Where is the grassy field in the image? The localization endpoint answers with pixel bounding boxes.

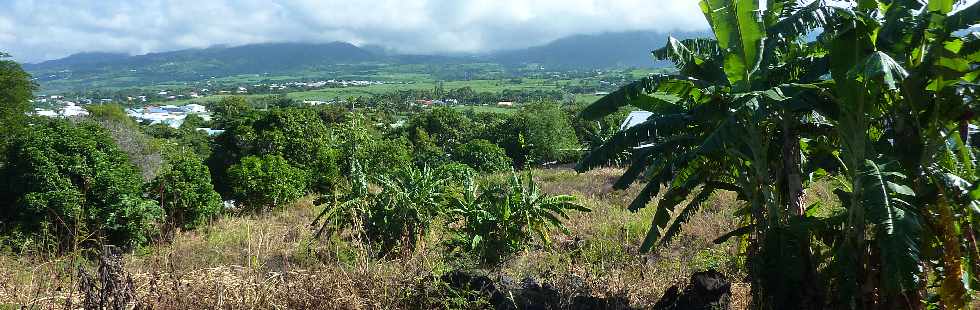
[0,168,756,309]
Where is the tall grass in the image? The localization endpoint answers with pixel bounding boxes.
[0,168,753,308]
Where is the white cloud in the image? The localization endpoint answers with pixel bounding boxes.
[0,0,708,63]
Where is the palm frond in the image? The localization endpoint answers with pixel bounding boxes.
[659,185,717,247]
[580,75,698,120]
[768,0,845,39]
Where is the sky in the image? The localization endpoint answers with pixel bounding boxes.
[0,0,709,63]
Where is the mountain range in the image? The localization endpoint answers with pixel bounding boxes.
[24,31,704,92]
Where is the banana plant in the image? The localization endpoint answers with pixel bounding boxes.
[577,1,844,308]
[444,171,590,266]
[813,0,980,307]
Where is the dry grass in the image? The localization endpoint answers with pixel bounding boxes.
[0,168,748,309]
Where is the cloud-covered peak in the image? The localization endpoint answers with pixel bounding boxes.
[0,0,708,63]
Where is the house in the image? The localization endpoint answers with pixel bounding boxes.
[62,104,89,117]
[497,101,515,107]
[620,111,653,131]
[303,100,329,106]
[34,108,58,117]
[182,104,207,114]
[196,128,225,136]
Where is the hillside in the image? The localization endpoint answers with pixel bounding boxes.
[491,31,704,69]
[25,42,378,90]
[24,31,688,93]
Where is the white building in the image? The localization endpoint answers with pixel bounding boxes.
[33,108,58,117]
[182,104,207,113]
[61,103,89,117]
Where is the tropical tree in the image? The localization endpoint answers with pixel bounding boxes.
[578,1,842,307]
[453,139,513,173]
[312,160,450,257]
[0,119,161,251]
[819,1,980,307]
[578,0,980,308]
[0,52,35,152]
[226,155,308,212]
[147,147,223,231]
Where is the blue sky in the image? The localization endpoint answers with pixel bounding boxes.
[0,0,709,63]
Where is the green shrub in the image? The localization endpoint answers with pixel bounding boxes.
[313,163,449,256]
[227,155,308,212]
[0,53,34,151]
[406,107,474,152]
[147,147,223,231]
[493,102,580,168]
[334,117,413,177]
[144,124,213,160]
[453,139,512,173]
[366,166,449,255]
[445,172,590,266]
[210,108,338,195]
[436,162,477,185]
[410,128,450,168]
[210,96,253,129]
[0,119,162,251]
[362,136,414,177]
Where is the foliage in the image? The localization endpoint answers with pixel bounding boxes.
[564,102,629,149]
[452,139,513,173]
[445,172,590,266]
[147,147,223,231]
[85,105,164,182]
[144,123,213,160]
[409,128,451,168]
[312,162,449,257]
[406,107,474,152]
[0,53,35,152]
[85,104,138,127]
[495,102,580,168]
[226,155,308,212]
[435,162,477,185]
[211,107,338,195]
[365,166,449,255]
[333,116,413,177]
[578,0,980,308]
[179,114,208,130]
[210,96,253,129]
[0,119,161,251]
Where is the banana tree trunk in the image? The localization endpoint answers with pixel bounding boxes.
[937,197,966,309]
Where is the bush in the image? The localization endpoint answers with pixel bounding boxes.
[210,108,338,195]
[147,148,223,231]
[494,102,580,168]
[406,107,474,152]
[210,96,253,129]
[0,119,161,251]
[0,54,35,150]
[366,166,449,255]
[227,155,308,212]
[85,104,168,182]
[445,172,590,266]
[144,124,213,160]
[334,117,413,177]
[453,139,512,173]
[313,164,449,256]
[410,128,450,168]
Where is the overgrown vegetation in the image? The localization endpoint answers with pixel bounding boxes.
[578,0,980,309]
[13,0,980,307]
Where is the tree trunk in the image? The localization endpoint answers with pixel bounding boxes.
[938,198,966,309]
